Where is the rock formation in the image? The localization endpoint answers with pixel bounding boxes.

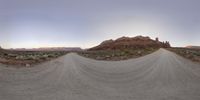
[89,36,171,51]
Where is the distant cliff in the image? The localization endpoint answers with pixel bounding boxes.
[89,36,170,51]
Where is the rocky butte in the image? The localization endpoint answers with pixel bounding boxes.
[89,36,171,51]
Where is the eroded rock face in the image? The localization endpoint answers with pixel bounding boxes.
[89,36,171,51]
[100,39,114,45]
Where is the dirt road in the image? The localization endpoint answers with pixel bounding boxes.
[0,49,200,100]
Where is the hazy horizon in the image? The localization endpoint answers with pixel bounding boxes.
[0,0,200,49]
[0,35,187,49]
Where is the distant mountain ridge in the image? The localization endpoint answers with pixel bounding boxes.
[186,46,200,49]
[89,36,170,50]
[9,47,82,51]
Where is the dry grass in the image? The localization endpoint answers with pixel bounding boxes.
[0,47,162,66]
[0,50,68,66]
[78,48,158,61]
[167,47,200,62]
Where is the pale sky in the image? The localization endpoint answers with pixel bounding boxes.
[0,0,200,49]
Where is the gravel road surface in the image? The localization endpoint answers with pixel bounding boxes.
[0,49,200,100]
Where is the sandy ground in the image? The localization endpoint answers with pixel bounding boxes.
[0,48,200,100]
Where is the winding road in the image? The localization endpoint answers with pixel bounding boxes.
[0,49,200,100]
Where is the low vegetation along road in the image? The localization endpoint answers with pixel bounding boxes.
[0,49,200,100]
